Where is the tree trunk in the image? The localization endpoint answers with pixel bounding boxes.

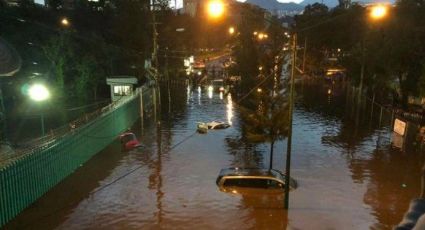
[398,73,409,110]
[269,140,275,170]
[93,85,98,101]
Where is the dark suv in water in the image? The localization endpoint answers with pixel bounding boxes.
[216,168,297,193]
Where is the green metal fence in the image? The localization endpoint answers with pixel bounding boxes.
[0,86,154,228]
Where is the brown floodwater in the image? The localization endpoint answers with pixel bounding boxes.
[4,81,425,230]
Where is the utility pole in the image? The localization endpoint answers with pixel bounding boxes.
[358,38,365,106]
[151,0,159,73]
[284,33,296,210]
[165,47,171,113]
[302,37,307,73]
[150,0,161,117]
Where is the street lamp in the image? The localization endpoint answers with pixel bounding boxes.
[206,0,295,209]
[28,83,50,136]
[228,26,235,35]
[61,17,70,27]
[207,0,225,19]
[358,4,390,105]
[369,4,388,20]
[258,33,264,40]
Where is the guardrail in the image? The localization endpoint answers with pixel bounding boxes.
[0,85,155,228]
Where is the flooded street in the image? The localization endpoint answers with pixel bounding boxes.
[6,81,425,230]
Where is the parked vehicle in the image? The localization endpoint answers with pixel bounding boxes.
[211,79,225,92]
[216,168,297,193]
[206,121,230,129]
[196,121,230,133]
[119,132,142,151]
[197,122,208,134]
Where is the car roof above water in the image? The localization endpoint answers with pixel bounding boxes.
[218,168,283,179]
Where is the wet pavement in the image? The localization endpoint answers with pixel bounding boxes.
[4,81,425,230]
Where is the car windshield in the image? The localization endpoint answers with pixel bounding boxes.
[121,134,135,143]
[270,170,284,181]
[223,178,282,189]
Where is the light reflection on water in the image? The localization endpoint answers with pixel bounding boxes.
[226,93,233,126]
[5,82,425,230]
[208,86,213,99]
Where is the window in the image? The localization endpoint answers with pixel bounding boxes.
[222,178,269,189]
[113,85,132,96]
[267,180,284,189]
[120,134,135,143]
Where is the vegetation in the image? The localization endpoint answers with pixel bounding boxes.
[240,72,290,169]
[0,0,235,106]
[295,0,425,109]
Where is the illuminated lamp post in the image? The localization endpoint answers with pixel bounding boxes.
[206,0,225,19]
[358,4,389,105]
[28,84,50,136]
[61,17,70,27]
[228,26,235,35]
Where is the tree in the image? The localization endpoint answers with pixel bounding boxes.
[42,34,73,98]
[230,3,269,95]
[74,55,100,103]
[384,0,425,108]
[240,59,289,170]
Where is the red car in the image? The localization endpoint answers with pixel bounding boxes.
[119,132,142,151]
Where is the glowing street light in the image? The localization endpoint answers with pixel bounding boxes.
[228,26,235,35]
[207,0,224,19]
[258,33,264,40]
[29,84,50,102]
[257,33,268,40]
[358,4,391,106]
[28,83,50,136]
[61,17,70,26]
[370,4,388,20]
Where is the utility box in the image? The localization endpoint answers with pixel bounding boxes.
[106,76,138,102]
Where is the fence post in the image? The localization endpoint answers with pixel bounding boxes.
[4,166,10,226]
[153,87,157,122]
[391,110,394,127]
[0,168,5,226]
[140,87,144,121]
[370,94,375,121]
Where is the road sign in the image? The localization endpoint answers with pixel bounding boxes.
[394,118,406,136]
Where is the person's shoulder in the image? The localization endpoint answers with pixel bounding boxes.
[413,214,425,230]
[395,199,425,230]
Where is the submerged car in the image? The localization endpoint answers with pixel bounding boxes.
[119,132,142,151]
[206,121,230,129]
[197,122,208,134]
[197,121,230,133]
[216,168,297,193]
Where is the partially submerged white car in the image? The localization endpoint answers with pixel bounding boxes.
[197,121,230,133]
[205,121,231,129]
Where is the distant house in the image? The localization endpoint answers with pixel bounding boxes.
[106,76,138,102]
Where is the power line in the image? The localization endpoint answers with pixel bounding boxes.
[13,49,287,229]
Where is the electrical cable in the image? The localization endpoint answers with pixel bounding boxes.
[13,51,288,229]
